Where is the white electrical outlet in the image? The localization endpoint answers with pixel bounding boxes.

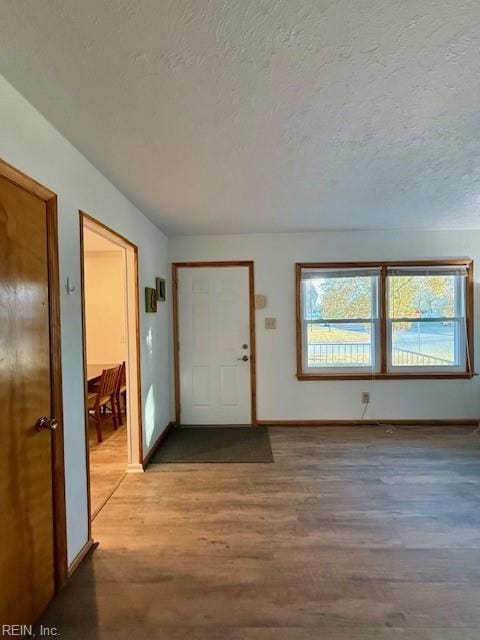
[361,392,370,404]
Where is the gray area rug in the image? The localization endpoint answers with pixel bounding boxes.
[150,426,274,463]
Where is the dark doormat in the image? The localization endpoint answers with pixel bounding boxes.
[150,426,274,463]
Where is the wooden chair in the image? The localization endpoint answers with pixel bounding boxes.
[114,361,127,426]
[87,366,120,443]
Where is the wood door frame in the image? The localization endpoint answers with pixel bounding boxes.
[79,211,144,537]
[0,159,68,589]
[172,261,257,425]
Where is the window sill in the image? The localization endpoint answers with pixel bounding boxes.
[296,372,475,381]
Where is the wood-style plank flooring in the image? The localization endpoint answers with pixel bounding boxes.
[88,417,127,518]
[39,426,480,639]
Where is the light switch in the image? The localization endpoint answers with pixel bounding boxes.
[265,317,276,330]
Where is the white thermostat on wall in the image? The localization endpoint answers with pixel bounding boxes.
[255,294,266,309]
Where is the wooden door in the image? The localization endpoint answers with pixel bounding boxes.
[0,173,58,623]
[178,266,252,424]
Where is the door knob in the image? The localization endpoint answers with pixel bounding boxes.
[36,417,58,432]
[237,355,249,362]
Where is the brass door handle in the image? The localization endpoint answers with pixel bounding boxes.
[36,417,58,432]
[237,355,249,362]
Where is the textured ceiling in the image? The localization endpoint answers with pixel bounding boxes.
[1,0,480,235]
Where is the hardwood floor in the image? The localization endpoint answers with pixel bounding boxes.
[38,426,480,639]
[88,417,127,518]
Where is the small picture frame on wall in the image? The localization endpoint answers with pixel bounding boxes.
[145,287,158,313]
[156,277,166,302]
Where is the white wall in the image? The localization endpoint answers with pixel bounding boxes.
[0,75,172,565]
[84,252,127,365]
[4,63,480,568]
[170,231,480,422]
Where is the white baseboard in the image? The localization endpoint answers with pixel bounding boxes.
[126,462,144,473]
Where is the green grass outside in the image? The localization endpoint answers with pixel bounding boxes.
[307,325,369,344]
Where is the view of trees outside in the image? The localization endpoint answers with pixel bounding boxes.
[389,275,455,321]
[304,274,460,367]
[304,275,376,366]
[389,275,457,365]
[304,276,374,320]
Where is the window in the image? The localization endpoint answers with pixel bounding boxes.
[296,261,473,379]
[300,267,381,374]
[387,266,468,373]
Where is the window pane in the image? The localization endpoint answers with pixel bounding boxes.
[388,274,457,319]
[390,320,463,367]
[303,274,378,320]
[299,262,471,377]
[305,321,375,368]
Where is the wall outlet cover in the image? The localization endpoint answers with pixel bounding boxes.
[265,317,276,330]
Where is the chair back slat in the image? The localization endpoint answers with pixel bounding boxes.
[99,366,120,397]
[115,361,126,393]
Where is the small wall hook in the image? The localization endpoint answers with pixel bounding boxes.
[65,276,76,295]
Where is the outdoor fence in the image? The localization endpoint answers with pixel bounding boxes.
[307,342,451,367]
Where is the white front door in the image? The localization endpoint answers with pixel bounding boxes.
[178,266,252,424]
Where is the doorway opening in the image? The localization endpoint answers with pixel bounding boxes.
[79,212,143,529]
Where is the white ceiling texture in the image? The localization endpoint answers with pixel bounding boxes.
[1,0,480,235]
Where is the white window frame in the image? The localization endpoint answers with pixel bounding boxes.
[386,267,468,374]
[300,267,381,376]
